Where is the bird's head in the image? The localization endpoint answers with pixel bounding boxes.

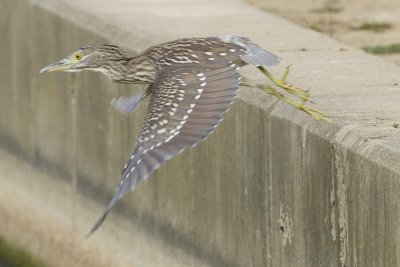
[40,44,126,74]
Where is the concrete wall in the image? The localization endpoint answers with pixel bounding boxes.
[1,0,400,266]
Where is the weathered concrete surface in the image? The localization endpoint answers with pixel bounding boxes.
[0,0,400,266]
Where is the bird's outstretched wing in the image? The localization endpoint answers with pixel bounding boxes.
[88,64,240,235]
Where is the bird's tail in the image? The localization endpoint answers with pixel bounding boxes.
[218,35,279,66]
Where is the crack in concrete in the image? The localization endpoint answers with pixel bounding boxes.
[335,146,349,267]
[278,204,293,247]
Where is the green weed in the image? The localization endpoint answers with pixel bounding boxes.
[354,22,392,32]
[362,44,400,54]
[0,235,45,267]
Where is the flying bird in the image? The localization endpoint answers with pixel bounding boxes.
[40,35,328,236]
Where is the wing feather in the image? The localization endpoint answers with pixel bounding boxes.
[88,64,240,235]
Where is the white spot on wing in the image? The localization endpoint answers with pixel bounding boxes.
[157,128,166,134]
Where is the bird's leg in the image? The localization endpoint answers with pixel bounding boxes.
[257,65,311,102]
[240,78,331,121]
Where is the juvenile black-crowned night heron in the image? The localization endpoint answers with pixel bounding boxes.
[40,35,329,235]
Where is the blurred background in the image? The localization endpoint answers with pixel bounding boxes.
[248,0,400,63]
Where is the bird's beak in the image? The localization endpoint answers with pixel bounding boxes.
[40,58,74,73]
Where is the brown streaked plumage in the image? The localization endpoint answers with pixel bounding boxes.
[40,35,328,236]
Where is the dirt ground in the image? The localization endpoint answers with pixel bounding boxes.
[246,0,400,64]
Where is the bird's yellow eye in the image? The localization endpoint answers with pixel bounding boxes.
[74,53,82,60]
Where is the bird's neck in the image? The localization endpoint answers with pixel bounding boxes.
[103,54,156,84]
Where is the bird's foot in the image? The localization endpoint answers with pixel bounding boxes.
[257,65,311,102]
[261,85,331,121]
[240,78,331,122]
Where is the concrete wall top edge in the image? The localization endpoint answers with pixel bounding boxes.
[31,0,400,170]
